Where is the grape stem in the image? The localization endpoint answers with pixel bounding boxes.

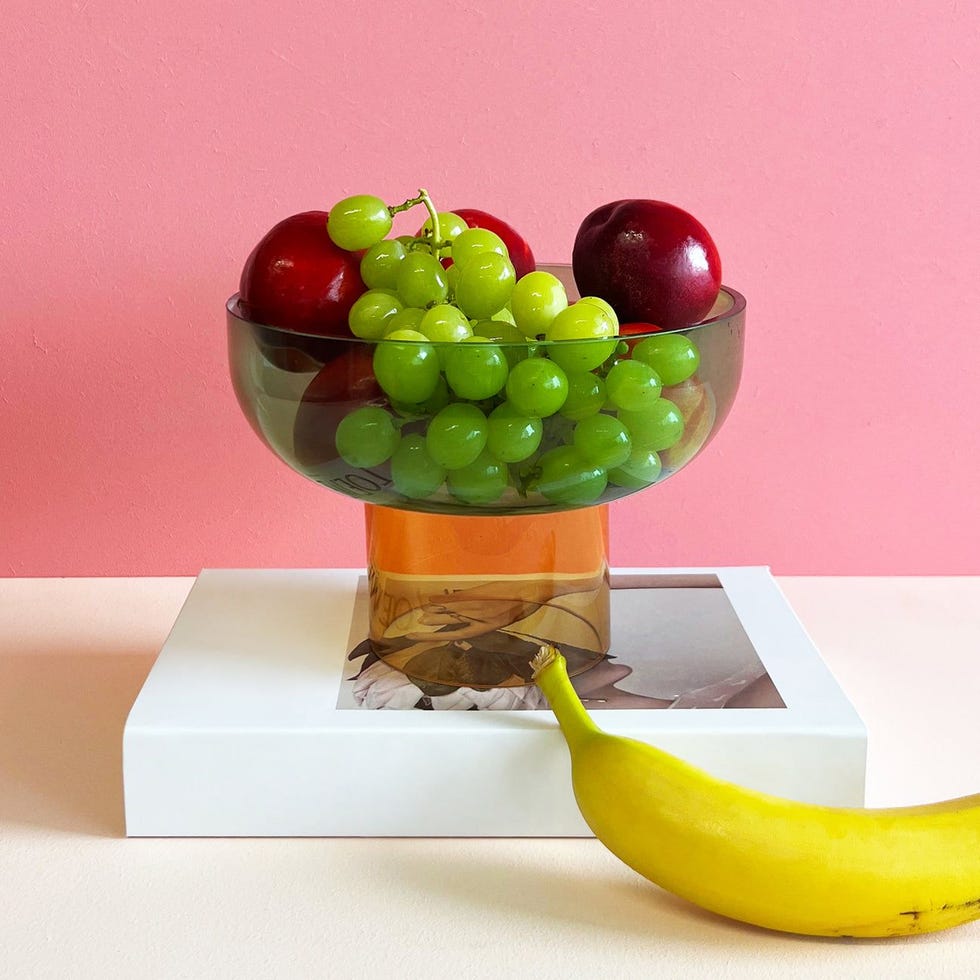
[388,188,442,257]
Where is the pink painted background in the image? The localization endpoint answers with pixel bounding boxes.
[2,1,978,576]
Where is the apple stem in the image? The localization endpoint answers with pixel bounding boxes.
[388,189,442,257]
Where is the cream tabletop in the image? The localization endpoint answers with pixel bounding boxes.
[1,576,978,978]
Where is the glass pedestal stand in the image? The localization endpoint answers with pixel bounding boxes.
[364,505,610,690]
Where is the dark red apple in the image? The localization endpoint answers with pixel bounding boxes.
[572,200,721,331]
[451,208,536,280]
[293,344,384,469]
[239,210,365,336]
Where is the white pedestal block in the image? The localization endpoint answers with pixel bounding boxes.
[123,567,867,837]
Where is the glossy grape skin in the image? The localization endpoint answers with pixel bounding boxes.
[360,239,407,290]
[327,195,393,251]
[486,402,543,463]
[505,358,569,417]
[534,446,607,506]
[546,301,616,341]
[372,334,441,404]
[451,208,537,280]
[632,334,701,386]
[573,414,632,470]
[425,403,489,469]
[450,227,508,267]
[419,304,472,344]
[608,447,663,489]
[604,360,663,413]
[510,271,568,337]
[384,306,426,334]
[391,374,451,419]
[447,450,509,505]
[472,319,531,366]
[396,251,449,308]
[334,406,400,467]
[618,399,685,451]
[453,251,516,319]
[577,295,618,324]
[391,434,446,499]
[444,339,510,400]
[348,289,403,340]
[545,302,618,373]
[560,372,606,421]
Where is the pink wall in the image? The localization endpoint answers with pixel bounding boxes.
[2,1,979,576]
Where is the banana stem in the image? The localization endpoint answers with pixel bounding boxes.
[531,646,600,749]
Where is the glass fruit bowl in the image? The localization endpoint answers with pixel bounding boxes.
[226,265,745,695]
[227,266,744,515]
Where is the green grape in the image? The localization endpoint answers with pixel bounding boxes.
[360,239,407,290]
[545,301,618,373]
[573,414,632,470]
[425,403,488,469]
[548,300,617,340]
[608,447,663,489]
[486,402,543,463]
[327,195,392,251]
[348,289,403,340]
[505,357,569,417]
[510,270,569,337]
[372,333,441,403]
[472,319,530,367]
[396,251,449,307]
[420,211,468,256]
[534,445,607,506]
[391,433,445,499]
[604,360,663,413]
[618,399,685,451]
[391,374,451,419]
[453,252,516,318]
[491,306,516,325]
[419,304,472,344]
[578,295,619,328]
[444,338,509,400]
[560,372,606,421]
[334,406,400,468]
[450,227,508,267]
[447,450,509,505]
[384,306,426,335]
[632,334,701,386]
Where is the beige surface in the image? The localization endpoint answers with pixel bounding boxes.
[1,576,978,978]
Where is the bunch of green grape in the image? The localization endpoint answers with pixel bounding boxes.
[324,192,703,510]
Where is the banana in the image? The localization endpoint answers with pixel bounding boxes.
[531,645,980,938]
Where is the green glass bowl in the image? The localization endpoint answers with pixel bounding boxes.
[227,265,745,515]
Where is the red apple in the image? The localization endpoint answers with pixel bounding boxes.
[572,200,721,331]
[239,211,365,337]
[292,345,384,469]
[619,321,663,336]
[451,208,536,280]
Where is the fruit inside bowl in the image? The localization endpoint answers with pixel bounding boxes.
[227,271,743,515]
[226,190,745,691]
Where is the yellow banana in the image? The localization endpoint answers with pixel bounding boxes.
[531,645,980,938]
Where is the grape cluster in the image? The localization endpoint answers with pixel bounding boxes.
[323,192,702,510]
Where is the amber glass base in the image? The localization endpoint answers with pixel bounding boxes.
[364,504,610,690]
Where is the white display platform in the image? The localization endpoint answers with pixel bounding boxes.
[123,567,867,837]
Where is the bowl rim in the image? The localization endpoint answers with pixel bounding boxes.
[226,264,745,344]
